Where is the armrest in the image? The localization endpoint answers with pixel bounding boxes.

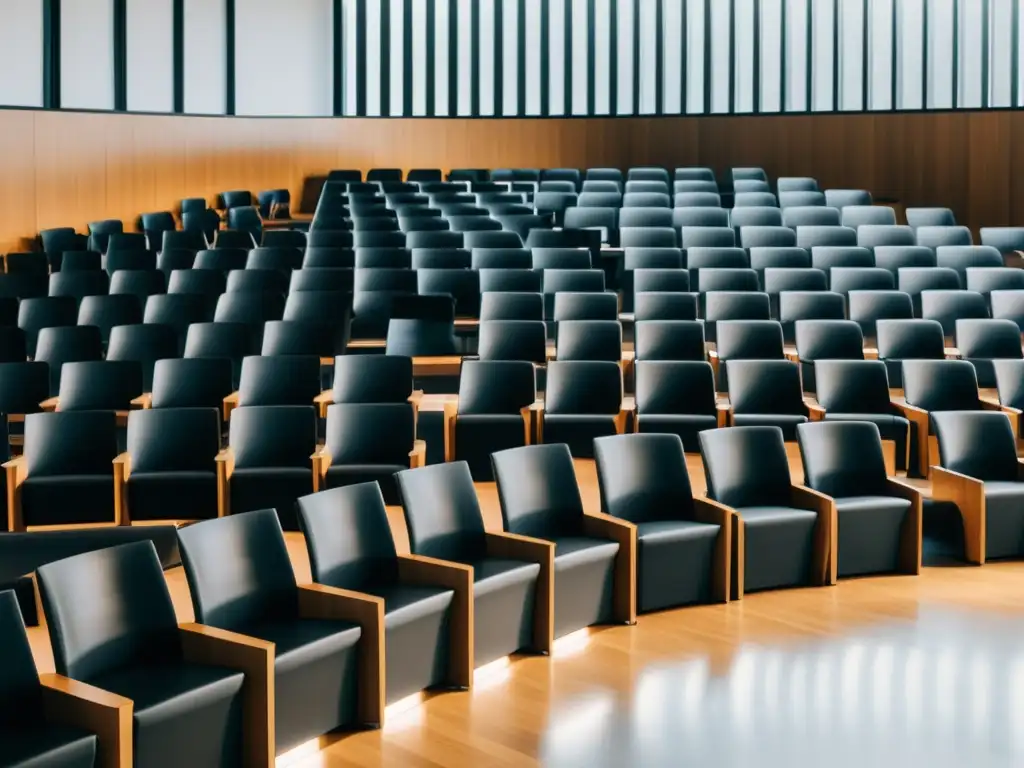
[806,401,826,421]
[885,477,924,574]
[311,446,331,491]
[980,400,1021,440]
[39,674,133,768]
[297,584,385,727]
[485,531,554,653]
[692,497,735,602]
[113,453,131,526]
[4,455,27,532]
[130,393,152,410]
[409,439,426,469]
[931,465,987,565]
[215,448,234,518]
[791,485,837,586]
[613,407,630,435]
[313,390,333,420]
[890,399,931,477]
[692,497,735,527]
[716,402,730,428]
[533,403,546,444]
[397,554,474,688]
[222,391,239,423]
[40,396,59,412]
[179,623,275,766]
[443,399,458,463]
[409,389,424,421]
[582,512,637,624]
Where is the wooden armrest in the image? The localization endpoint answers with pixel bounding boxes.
[692,498,735,602]
[313,390,333,419]
[791,485,837,586]
[806,401,826,421]
[396,554,474,688]
[582,512,637,624]
[5,455,27,532]
[692,497,735,527]
[613,407,630,435]
[443,399,458,463]
[890,399,931,477]
[179,623,275,765]
[931,465,986,565]
[533,402,546,444]
[409,439,426,469]
[222,391,239,423]
[311,446,331,491]
[519,405,533,446]
[714,402,730,428]
[981,400,1021,440]
[40,396,59,412]
[130,393,152,409]
[215,448,234,518]
[885,478,924,574]
[485,531,554,653]
[113,453,131,526]
[297,584,385,726]
[39,674,133,768]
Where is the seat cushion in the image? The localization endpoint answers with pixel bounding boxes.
[246,618,362,674]
[373,583,455,628]
[730,414,808,441]
[127,471,218,522]
[637,414,718,452]
[0,721,97,768]
[325,464,406,505]
[230,467,313,531]
[469,557,542,597]
[89,661,245,768]
[553,536,619,568]
[983,481,1024,560]
[636,520,719,612]
[455,415,529,481]
[21,476,115,527]
[825,412,910,468]
[542,415,619,458]
[736,506,818,592]
[834,495,911,577]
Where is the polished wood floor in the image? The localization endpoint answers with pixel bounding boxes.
[25,456,1024,767]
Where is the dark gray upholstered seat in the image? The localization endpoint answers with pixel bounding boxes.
[634,360,718,451]
[541,361,623,458]
[727,360,808,439]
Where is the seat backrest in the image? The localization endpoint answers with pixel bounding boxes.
[715,320,785,361]
[478,268,542,293]
[471,247,531,270]
[491,444,584,538]
[634,360,717,416]
[830,267,895,295]
[48,270,108,299]
[902,359,980,411]
[297,482,400,590]
[920,290,989,337]
[106,324,178,389]
[635,320,706,361]
[907,207,956,229]
[740,226,798,249]
[229,405,317,468]
[479,292,543,322]
[458,360,537,414]
[673,207,730,229]
[797,421,889,497]
[332,355,413,403]
[25,411,118,477]
[0,590,44,723]
[857,225,916,248]
[700,426,793,508]
[128,407,220,473]
[874,246,937,275]
[795,319,864,362]
[37,540,181,680]
[594,433,695,524]
[168,267,227,297]
[995,359,1024,410]
[797,226,857,249]
[634,291,699,321]
[58,360,143,411]
[956,318,1023,361]
[544,360,622,414]
[917,225,973,249]
[552,291,618,322]
[35,325,103,394]
[150,357,235,410]
[750,247,812,275]
[727,360,805,415]
[620,227,679,249]
[237,355,321,407]
[177,509,299,631]
[876,318,946,360]
[777,292,846,341]
[532,247,592,271]
[965,267,1024,297]
[325,403,415,465]
[634,268,691,294]
[77,294,143,340]
[196,248,249,272]
[810,246,873,275]
[931,411,1019,482]
[840,206,897,229]
[991,290,1024,330]
[763,268,828,295]
[555,320,622,362]
[0,361,49,415]
[214,290,286,326]
[783,206,841,229]
[936,246,1004,286]
[733,193,778,208]
[824,189,872,208]
[395,462,487,560]
[226,268,288,295]
[814,359,893,413]
[679,226,736,249]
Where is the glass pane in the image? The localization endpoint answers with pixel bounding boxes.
[479,0,496,115]
[685,0,706,113]
[549,0,566,115]
[616,0,634,114]
[503,0,518,114]
[710,0,731,113]
[734,0,756,112]
[366,0,382,116]
[390,0,405,115]
[457,0,473,115]
[525,0,542,114]
[839,0,865,111]
[62,0,114,110]
[127,0,174,113]
[412,0,427,115]
[959,0,984,108]
[435,0,450,115]
[785,0,810,111]
[812,0,837,110]
[0,0,43,108]
[898,0,925,109]
[928,0,954,108]
[761,0,783,112]
[571,0,589,114]
[639,0,658,113]
[868,0,895,110]
[990,0,1012,107]
[663,0,684,113]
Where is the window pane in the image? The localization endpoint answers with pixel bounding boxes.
[502,0,518,114]
[897,0,925,109]
[812,0,837,110]
[785,0,810,112]
[990,0,1012,107]
[478,0,496,115]
[390,0,405,116]
[761,0,783,113]
[685,0,705,113]
[525,0,542,115]
[616,0,634,114]
[959,0,984,108]
[0,1,43,107]
[928,0,954,108]
[127,0,174,113]
[62,0,114,110]
[868,0,894,110]
[411,0,427,115]
[571,0,588,114]
[435,0,450,115]
[549,0,566,115]
[839,0,865,110]
[710,0,731,113]
[638,0,658,114]
[663,0,684,114]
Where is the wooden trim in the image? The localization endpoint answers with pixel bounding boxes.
[397,553,474,688]
[113,452,130,526]
[215,447,234,518]
[443,399,458,463]
[313,390,333,420]
[179,623,275,765]
[4,455,27,532]
[40,674,133,768]
[791,485,838,586]
[931,466,986,565]
[311,446,331,491]
[409,440,427,469]
[891,399,931,478]
[222,391,239,423]
[692,497,735,603]
[297,584,385,728]
[806,402,826,421]
[485,531,554,654]
[130,393,152,410]
[886,478,924,575]
[581,512,637,624]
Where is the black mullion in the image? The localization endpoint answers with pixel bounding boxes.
[728,0,735,113]
[952,0,960,108]
[610,0,618,114]
[382,0,392,115]
[780,0,788,111]
[832,0,840,110]
[681,0,687,112]
[563,0,572,114]
[632,0,640,115]
[753,0,761,113]
[1013,0,1020,107]
[402,0,413,116]
[861,0,868,111]
[448,0,458,116]
[587,0,596,115]
[655,0,664,114]
[702,0,711,113]
[356,0,367,115]
[922,0,929,107]
[495,0,504,114]
[540,0,549,116]
[517,0,526,115]
[334,0,343,116]
[43,0,61,108]
[806,0,813,110]
[113,0,126,110]
[173,0,184,113]
[981,0,990,108]
[890,0,898,109]
[426,0,436,116]
[225,0,235,114]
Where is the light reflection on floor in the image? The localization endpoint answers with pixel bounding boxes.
[539,607,1024,768]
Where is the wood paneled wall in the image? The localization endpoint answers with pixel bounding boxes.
[0,108,1019,252]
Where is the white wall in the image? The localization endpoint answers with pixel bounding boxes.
[127,0,174,112]
[0,1,43,107]
[235,0,333,116]
[183,0,226,114]
[61,0,115,109]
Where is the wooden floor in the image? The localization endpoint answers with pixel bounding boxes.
[25,456,1024,767]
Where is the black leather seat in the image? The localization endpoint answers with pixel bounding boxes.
[297,483,468,702]
[797,421,922,577]
[143,293,209,353]
[213,291,285,349]
[633,361,719,451]
[149,357,235,418]
[491,443,633,637]
[875,318,946,389]
[38,541,254,767]
[0,590,99,767]
[633,291,699,321]
[794,319,864,393]
[177,509,380,754]
[76,295,142,345]
[9,411,118,529]
[633,320,706,361]
[395,462,548,666]
[727,359,808,439]
[930,411,1024,564]
[385,295,459,356]
[122,408,220,523]
[594,433,731,612]
[447,361,536,480]
[105,324,178,392]
[55,360,143,413]
[282,290,354,356]
[699,426,834,596]
[330,355,414,404]
[777,291,845,344]
[955,318,1023,388]
[223,405,318,530]
[183,322,254,388]
[34,326,103,396]
[540,361,625,458]
[554,320,622,362]
[712,319,785,392]
[235,355,322,410]
[703,291,770,344]
[477,320,547,364]
[812,359,910,471]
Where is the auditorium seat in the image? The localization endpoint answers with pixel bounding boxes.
[106,323,178,391]
[916,225,973,249]
[906,207,956,228]
[704,291,770,344]
[479,292,544,322]
[77,294,142,345]
[537,361,626,458]
[634,320,706,362]
[710,319,785,393]
[633,360,720,451]
[634,291,699,321]
[34,326,103,396]
[875,318,946,389]
[955,318,1023,388]
[726,360,808,439]
[857,225,916,249]
[477,320,547,364]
